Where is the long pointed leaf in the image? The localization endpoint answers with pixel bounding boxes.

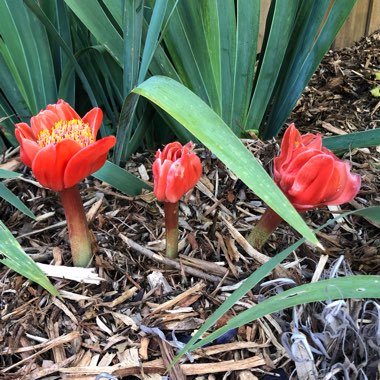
[40,0,76,104]
[185,276,380,353]
[262,0,357,138]
[218,0,236,125]
[0,183,35,219]
[123,0,143,96]
[24,0,97,107]
[244,0,298,132]
[173,206,380,362]
[133,76,319,246]
[323,129,380,155]
[138,0,168,83]
[0,221,59,297]
[161,0,214,107]
[63,0,123,65]
[0,0,56,113]
[230,0,260,132]
[93,160,151,196]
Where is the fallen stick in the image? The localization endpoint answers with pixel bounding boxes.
[59,355,265,377]
[119,234,234,285]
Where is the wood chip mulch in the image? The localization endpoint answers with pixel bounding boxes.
[1,31,379,380]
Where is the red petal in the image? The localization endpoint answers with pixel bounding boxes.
[301,133,322,150]
[165,161,188,203]
[153,159,173,202]
[276,148,320,192]
[47,99,80,120]
[188,154,202,182]
[63,136,116,189]
[165,153,202,203]
[184,141,194,151]
[82,108,103,138]
[274,124,302,173]
[288,155,335,209]
[316,159,347,203]
[20,140,41,168]
[30,110,60,136]
[15,122,36,141]
[161,142,182,161]
[31,140,82,191]
[323,161,361,206]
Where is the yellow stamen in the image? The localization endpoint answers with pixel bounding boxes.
[37,119,94,148]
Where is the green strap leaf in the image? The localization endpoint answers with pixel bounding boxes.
[187,275,380,353]
[0,182,35,219]
[172,206,380,363]
[262,0,356,138]
[123,0,143,96]
[24,0,97,107]
[92,160,151,196]
[63,0,123,65]
[138,0,168,84]
[0,169,21,179]
[244,0,299,132]
[161,0,215,108]
[133,75,319,246]
[0,0,57,114]
[323,129,380,155]
[0,221,59,297]
[230,0,260,132]
[115,0,169,163]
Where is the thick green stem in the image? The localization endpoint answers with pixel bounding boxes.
[164,201,179,259]
[59,185,93,267]
[246,208,283,250]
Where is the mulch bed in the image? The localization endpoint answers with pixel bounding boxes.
[1,31,379,380]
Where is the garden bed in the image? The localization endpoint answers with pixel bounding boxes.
[0,31,379,380]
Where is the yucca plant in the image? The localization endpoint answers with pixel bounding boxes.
[60,0,366,151]
[2,0,379,156]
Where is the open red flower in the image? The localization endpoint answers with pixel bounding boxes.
[15,99,116,192]
[153,141,202,203]
[273,124,361,211]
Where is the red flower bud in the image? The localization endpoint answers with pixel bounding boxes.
[274,124,361,211]
[153,141,202,203]
[15,100,116,192]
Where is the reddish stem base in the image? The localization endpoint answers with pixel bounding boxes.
[246,208,283,250]
[164,201,179,259]
[59,185,93,267]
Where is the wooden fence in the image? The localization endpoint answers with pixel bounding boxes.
[259,0,380,51]
[334,0,380,49]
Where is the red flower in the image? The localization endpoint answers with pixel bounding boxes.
[153,141,202,203]
[15,100,116,192]
[274,124,361,211]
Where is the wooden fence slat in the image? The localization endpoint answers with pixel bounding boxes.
[258,0,271,52]
[368,0,380,35]
[258,0,380,51]
[333,0,370,50]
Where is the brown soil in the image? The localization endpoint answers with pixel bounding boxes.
[1,31,379,380]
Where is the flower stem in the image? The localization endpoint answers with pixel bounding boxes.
[164,201,179,259]
[246,208,283,250]
[59,185,93,267]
